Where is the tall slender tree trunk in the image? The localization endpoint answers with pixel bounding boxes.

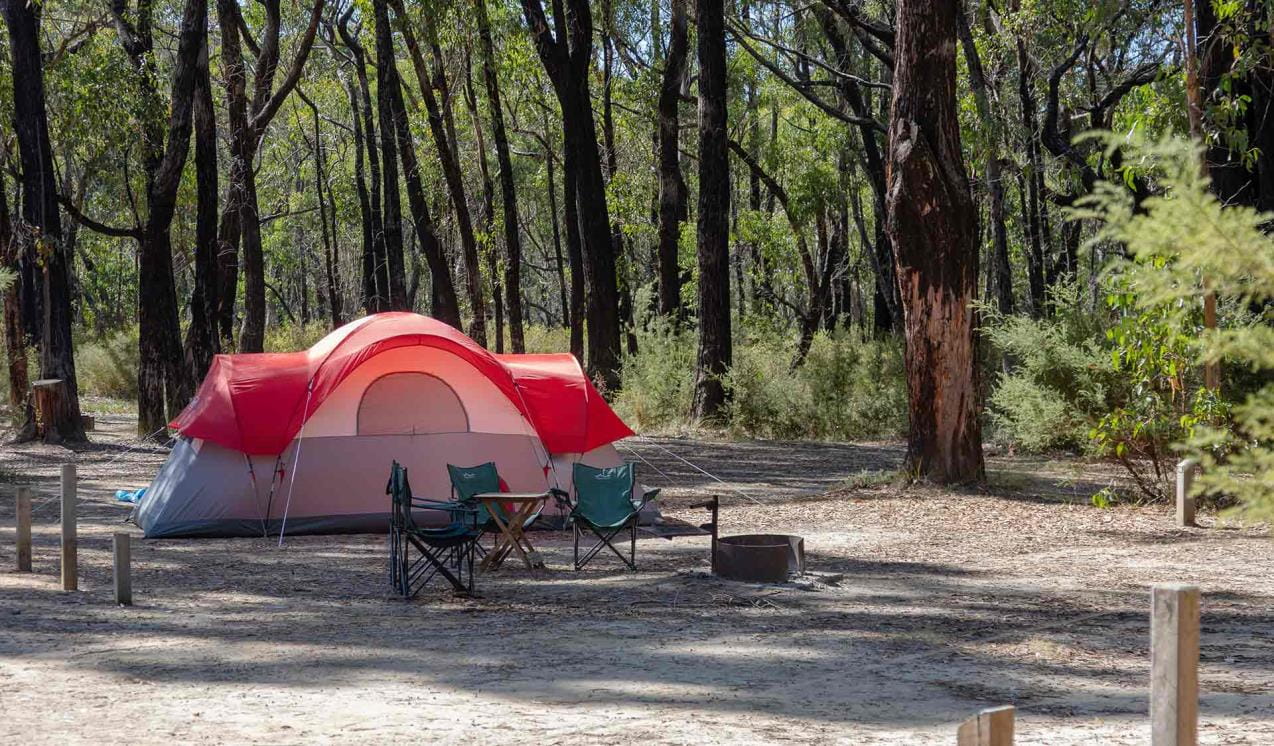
[214,0,248,345]
[1015,40,1047,316]
[336,14,388,312]
[544,131,574,338]
[4,0,85,442]
[0,176,35,439]
[521,0,622,389]
[886,0,985,484]
[461,44,503,351]
[372,0,420,312]
[186,33,220,383]
[475,0,526,351]
[693,0,731,419]
[220,0,324,351]
[392,0,485,342]
[657,0,689,320]
[957,11,1012,315]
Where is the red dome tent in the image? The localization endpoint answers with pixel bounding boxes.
[137,313,634,538]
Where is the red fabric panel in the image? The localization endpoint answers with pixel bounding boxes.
[169,313,633,456]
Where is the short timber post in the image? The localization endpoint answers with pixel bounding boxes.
[113,533,132,606]
[60,464,77,591]
[1175,459,1199,528]
[956,705,1015,745]
[1151,584,1200,746]
[15,486,32,572]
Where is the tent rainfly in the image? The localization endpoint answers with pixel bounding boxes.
[135,313,635,538]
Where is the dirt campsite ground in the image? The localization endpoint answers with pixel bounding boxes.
[1,413,1271,745]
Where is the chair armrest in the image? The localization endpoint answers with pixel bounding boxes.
[412,499,475,514]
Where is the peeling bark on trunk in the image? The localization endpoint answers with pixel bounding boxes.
[886,0,984,484]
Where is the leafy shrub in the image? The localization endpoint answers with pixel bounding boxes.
[1076,134,1273,517]
[612,321,906,440]
[75,326,139,400]
[611,319,697,431]
[263,322,333,353]
[726,327,905,440]
[982,284,1116,452]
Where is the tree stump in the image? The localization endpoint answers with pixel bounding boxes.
[32,378,66,443]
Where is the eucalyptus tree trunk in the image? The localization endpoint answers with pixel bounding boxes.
[693,0,731,420]
[371,0,419,312]
[216,0,324,351]
[104,0,205,435]
[186,34,220,383]
[886,0,985,484]
[0,176,34,439]
[1,0,83,442]
[392,0,485,342]
[957,11,1012,315]
[476,0,526,351]
[656,0,689,320]
[521,0,622,389]
[335,12,388,313]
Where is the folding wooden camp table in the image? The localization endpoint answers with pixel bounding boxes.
[474,492,550,570]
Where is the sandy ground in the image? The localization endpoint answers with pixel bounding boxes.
[0,414,1271,744]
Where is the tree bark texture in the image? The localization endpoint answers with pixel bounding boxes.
[693,0,731,420]
[885,0,985,484]
[475,0,526,352]
[4,0,85,443]
[656,0,689,320]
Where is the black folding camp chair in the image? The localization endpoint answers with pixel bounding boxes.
[387,461,481,598]
[567,463,659,571]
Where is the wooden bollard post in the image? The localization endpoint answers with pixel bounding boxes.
[60,464,77,591]
[113,533,132,606]
[956,705,1015,745]
[15,486,32,572]
[1151,584,1200,746]
[1176,459,1199,528]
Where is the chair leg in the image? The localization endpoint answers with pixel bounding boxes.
[573,522,581,570]
[630,520,637,571]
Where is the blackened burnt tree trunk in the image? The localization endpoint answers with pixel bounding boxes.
[106,0,205,436]
[522,0,622,389]
[371,0,415,311]
[693,0,731,420]
[185,32,220,383]
[3,0,85,443]
[885,0,985,483]
[375,0,459,322]
[476,0,526,351]
[391,0,485,342]
[656,0,689,320]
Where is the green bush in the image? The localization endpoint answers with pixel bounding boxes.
[982,288,1115,452]
[1075,134,1273,517]
[75,326,139,400]
[611,319,697,431]
[611,321,906,440]
[264,321,333,353]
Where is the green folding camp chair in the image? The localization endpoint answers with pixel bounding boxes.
[447,462,543,549]
[568,462,659,571]
[388,461,481,597]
